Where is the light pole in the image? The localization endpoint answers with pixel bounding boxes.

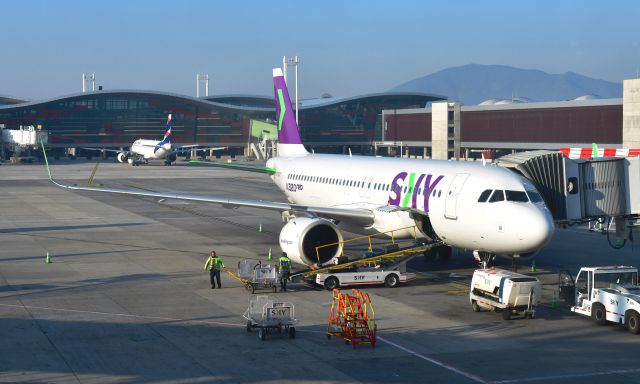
[196,74,209,97]
[282,55,300,124]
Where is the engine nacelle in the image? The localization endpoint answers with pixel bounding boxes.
[279,217,343,266]
[117,152,128,163]
[167,153,177,163]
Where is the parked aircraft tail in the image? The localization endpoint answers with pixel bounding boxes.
[273,68,308,157]
[158,114,173,146]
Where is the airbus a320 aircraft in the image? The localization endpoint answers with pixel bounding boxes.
[44,68,554,266]
[85,114,225,166]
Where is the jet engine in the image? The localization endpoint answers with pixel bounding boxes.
[117,152,128,163]
[279,217,343,266]
[167,153,177,163]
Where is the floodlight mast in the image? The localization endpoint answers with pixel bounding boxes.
[82,73,95,93]
[282,55,300,124]
[196,74,210,97]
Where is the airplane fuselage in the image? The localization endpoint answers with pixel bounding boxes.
[131,140,172,160]
[267,154,554,255]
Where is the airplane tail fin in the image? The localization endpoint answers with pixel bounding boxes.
[273,68,308,157]
[158,114,173,146]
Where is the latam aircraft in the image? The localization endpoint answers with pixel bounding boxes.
[44,68,554,266]
[86,114,225,166]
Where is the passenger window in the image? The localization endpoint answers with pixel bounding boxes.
[506,190,529,202]
[478,189,492,202]
[489,190,505,202]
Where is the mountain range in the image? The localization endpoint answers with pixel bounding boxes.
[390,64,622,105]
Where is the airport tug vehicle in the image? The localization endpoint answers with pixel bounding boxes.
[559,265,640,334]
[470,268,541,320]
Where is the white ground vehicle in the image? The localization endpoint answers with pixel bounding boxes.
[559,265,640,334]
[470,268,541,320]
[315,261,416,290]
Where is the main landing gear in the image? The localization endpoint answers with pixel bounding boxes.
[423,245,452,262]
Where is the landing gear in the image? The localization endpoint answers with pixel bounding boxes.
[164,160,172,166]
[474,251,496,269]
[423,245,452,262]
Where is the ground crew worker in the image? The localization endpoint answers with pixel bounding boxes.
[278,252,292,291]
[204,250,225,289]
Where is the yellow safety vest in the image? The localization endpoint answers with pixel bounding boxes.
[204,256,225,271]
[279,257,291,271]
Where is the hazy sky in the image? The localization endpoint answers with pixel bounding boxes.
[2,0,639,100]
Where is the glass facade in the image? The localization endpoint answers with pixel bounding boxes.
[0,90,441,149]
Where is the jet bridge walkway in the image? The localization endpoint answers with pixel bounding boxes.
[497,150,640,249]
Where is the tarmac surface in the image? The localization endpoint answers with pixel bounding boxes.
[2,160,640,383]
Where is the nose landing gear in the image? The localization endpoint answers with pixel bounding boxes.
[473,250,495,269]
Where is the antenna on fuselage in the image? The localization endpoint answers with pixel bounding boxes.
[348,147,352,158]
[481,153,486,166]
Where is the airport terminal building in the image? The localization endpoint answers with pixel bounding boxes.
[1,79,639,160]
[381,79,640,160]
[0,90,442,158]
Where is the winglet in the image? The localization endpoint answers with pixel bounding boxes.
[273,67,308,157]
[40,141,54,181]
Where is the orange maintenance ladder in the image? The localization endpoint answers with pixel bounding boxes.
[327,288,376,348]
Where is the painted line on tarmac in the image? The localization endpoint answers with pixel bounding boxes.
[376,335,488,383]
[0,303,244,328]
[492,368,640,383]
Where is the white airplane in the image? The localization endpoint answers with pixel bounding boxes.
[44,68,555,267]
[85,114,225,166]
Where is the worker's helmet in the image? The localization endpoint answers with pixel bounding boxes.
[210,250,216,257]
[282,252,288,258]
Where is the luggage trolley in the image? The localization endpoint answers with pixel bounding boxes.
[243,295,298,341]
[237,259,278,294]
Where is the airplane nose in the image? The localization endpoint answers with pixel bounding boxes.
[517,207,554,250]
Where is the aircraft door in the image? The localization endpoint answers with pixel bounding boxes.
[444,173,469,220]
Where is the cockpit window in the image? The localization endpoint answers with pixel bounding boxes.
[488,190,505,203]
[505,190,529,202]
[478,189,493,202]
[527,190,544,203]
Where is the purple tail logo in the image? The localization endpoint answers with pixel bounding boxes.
[273,68,302,145]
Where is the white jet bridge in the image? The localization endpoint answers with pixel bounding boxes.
[498,150,640,249]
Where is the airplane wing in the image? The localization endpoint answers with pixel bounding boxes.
[42,144,373,226]
[173,145,227,155]
[188,159,275,174]
[82,147,130,154]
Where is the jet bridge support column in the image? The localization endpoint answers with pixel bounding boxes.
[624,79,640,149]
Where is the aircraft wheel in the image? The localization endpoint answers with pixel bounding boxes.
[439,246,452,260]
[423,248,436,262]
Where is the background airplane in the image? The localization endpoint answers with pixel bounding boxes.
[44,68,554,267]
[85,114,226,166]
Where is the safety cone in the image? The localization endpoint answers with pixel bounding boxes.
[259,223,263,233]
[267,248,272,261]
[530,260,536,273]
[45,252,51,264]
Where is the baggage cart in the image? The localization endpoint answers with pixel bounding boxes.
[243,295,297,341]
[236,259,278,293]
